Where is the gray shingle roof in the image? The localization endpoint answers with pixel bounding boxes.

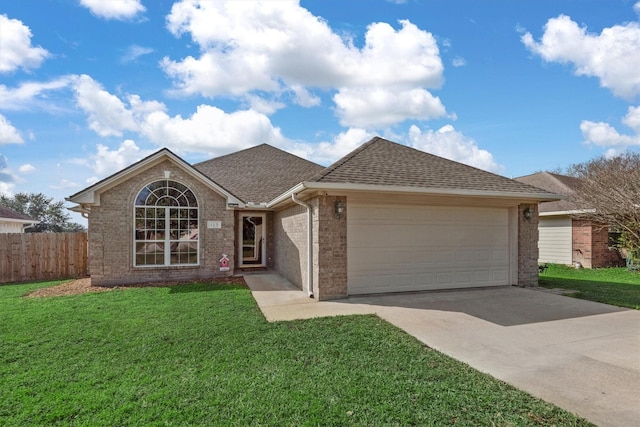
[308,137,555,196]
[0,205,36,222]
[515,172,580,212]
[195,144,324,203]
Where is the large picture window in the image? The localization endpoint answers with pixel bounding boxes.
[134,180,198,267]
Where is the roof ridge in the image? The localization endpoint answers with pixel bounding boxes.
[194,143,322,170]
[309,136,383,182]
[193,143,268,166]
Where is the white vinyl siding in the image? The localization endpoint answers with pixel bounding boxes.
[538,217,572,265]
[347,203,511,295]
[0,222,24,233]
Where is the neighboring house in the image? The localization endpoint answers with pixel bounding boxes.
[515,172,624,268]
[67,137,558,300]
[0,206,39,233]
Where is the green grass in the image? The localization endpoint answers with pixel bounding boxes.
[540,264,640,309]
[0,281,592,426]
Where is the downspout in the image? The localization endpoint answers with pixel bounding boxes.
[22,223,37,232]
[291,193,314,298]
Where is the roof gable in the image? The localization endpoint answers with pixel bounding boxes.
[307,137,556,197]
[68,148,243,207]
[194,144,324,204]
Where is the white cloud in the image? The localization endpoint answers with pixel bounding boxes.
[522,14,640,99]
[121,45,154,63]
[580,106,640,155]
[0,15,50,73]
[79,0,145,21]
[71,75,287,156]
[18,164,36,173]
[0,182,14,196]
[623,105,640,132]
[290,85,321,108]
[0,114,23,144]
[72,140,153,182]
[246,95,285,115]
[0,76,74,110]
[73,75,139,136]
[452,57,466,67]
[140,105,285,156]
[408,125,503,173]
[288,128,373,165]
[0,153,16,193]
[51,178,79,190]
[334,87,446,128]
[163,1,445,127]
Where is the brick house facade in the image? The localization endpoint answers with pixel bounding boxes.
[69,137,558,299]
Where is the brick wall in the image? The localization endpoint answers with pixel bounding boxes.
[273,203,308,292]
[518,203,539,286]
[312,195,347,300]
[572,220,624,268]
[89,160,235,286]
[272,195,348,300]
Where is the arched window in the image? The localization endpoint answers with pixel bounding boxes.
[134,180,198,266]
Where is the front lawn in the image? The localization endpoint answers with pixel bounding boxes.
[0,281,592,426]
[539,264,640,309]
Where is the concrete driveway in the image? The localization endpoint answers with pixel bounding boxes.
[245,274,640,427]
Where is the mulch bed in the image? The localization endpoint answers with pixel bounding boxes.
[25,276,247,298]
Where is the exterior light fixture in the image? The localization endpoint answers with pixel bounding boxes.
[523,207,533,221]
[334,200,345,219]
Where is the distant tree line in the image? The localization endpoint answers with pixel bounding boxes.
[0,192,85,233]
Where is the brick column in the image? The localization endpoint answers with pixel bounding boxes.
[517,203,539,286]
[313,195,348,300]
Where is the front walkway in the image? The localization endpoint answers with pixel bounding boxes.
[244,274,640,427]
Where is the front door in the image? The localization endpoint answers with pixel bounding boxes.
[239,214,266,267]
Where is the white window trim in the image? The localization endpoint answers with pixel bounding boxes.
[133,179,200,268]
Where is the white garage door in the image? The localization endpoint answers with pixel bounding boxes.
[538,217,572,265]
[347,203,511,295]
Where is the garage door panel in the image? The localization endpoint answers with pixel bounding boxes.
[348,204,511,294]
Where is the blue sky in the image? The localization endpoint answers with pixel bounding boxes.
[1,0,639,225]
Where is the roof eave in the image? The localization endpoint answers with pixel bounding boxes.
[268,181,562,207]
[540,208,596,217]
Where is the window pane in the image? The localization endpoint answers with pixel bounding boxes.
[134,180,198,267]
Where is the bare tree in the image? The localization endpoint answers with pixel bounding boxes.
[566,153,640,264]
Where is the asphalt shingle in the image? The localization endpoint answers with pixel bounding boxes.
[194,144,324,203]
[0,205,35,221]
[515,172,580,212]
[309,137,555,195]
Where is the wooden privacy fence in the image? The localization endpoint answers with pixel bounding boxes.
[0,232,88,284]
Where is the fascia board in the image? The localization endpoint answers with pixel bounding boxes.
[266,182,307,208]
[540,209,596,217]
[299,182,563,202]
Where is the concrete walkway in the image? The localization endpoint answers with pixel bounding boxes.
[245,274,640,427]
